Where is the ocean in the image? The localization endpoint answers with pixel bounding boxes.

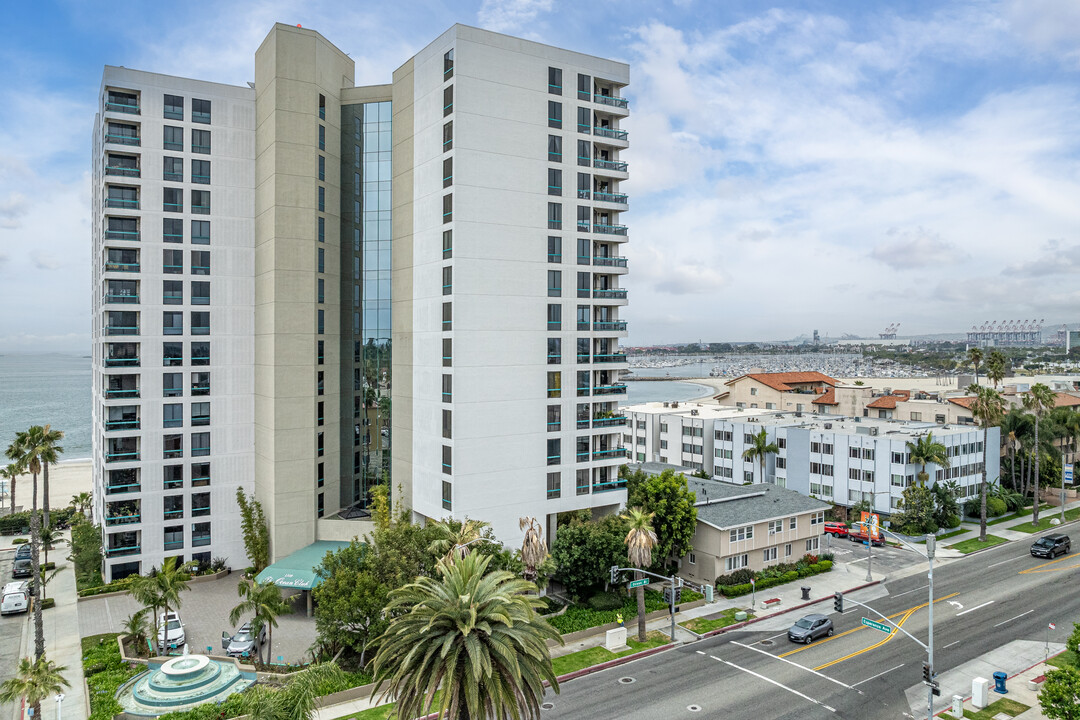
[0,354,93,460]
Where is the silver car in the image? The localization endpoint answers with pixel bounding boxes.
[222,621,266,658]
[787,613,834,644]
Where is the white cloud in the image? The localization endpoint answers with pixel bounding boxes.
[0,192,28,229]
[477,0,554,35]
[870,227,966,270]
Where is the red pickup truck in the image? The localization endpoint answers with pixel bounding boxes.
[848,526,885,546]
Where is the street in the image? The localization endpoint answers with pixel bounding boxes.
[0,551,28,720]
[541,531,1079,719]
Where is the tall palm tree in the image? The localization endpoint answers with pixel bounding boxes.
[371,552,560,720]
[968,346,984,384]
[426,517,491,563]
[152,557,191,652]
[128,574,163,655]
[230,579,292,666]
[69,491,92,516]
[519,516,546,584]
[622,507,657,643]
[35,426,63,531]
[37,564,65,602]
[39,525,57,566]
[986,350,1007,389]
[0,656,69,720]
[1,463,17,515]
[1024,383,1057,526]
[742,428,779,483]
[1001,409,1034,492]
[905,432,950,486]
[7,426,50,660]
[968,384,1005,542]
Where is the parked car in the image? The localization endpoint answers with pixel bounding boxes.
[14,543,32,559]
[11,557,32,579]
[788,613,834,644]
[1031,533,1071,559]
[158,611,186,651]
[1,581,29,615]
[823,522,848,537]
[848,526,885,546]
[221,620,267,659]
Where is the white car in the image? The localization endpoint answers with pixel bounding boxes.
[157,611,186,650]
[1,582,29,615]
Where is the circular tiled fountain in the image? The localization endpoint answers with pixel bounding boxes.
[116,655,256,716]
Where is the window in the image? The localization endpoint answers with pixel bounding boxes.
[443,193,452,222]
[191,190,210,215]
[442,374,452,403]
[191,372,209,396]
[441,266,452,295]
[548,101,562,128]
[163,311,183,336]
[191,432,210,457]
[163,404,183,428]
[164,465,183,490]
[790,516,798,529]
[547,371,561,398]
[546,404,561,432]
[164,495,184,519]
[763,547,777,562]
[441,445,452,474]
[577,106,590,133]
[729,525,753,542]
[192,98,211,124]
[318,216,325,243]
[444,85,453,116]
[547,202,562,229]
[806,537,820,552]
[442,481,452,510]
[191,159,210,185]
[163,342,183,366]
[442,338,452,367]
[164,126,183,151]
[577,74,591,100]
[190,402,209,427]
[317,185,325,212]
[547,471,561,498]
[192,492,210,517]
[548,67,562,94]
[849,447,861,459]
[163,434,183,459]
[547,270,562,297]
[577,139,591,166]
[444,49,454,78]
[191,281,209,305]
[317,432,324,457]
[191,129,210,154]
[891,474,906,487]
[443,121,453,151]
[548,135,562,162]
[547,337,561,364]
[163,187,183,213]
[863,470,875,482]
[822,443,833,455]
[548,168,562,196]
[192,522,211,547]
[318,125,325,150]
[443,157,452,188]
[164,94,184,120]
[546,438,561,466]
[725,554,749,571]
[317,278,325,304]
[768,520,783,535]
[863,448,875,460]
[191,342,209,366]
[317,371,324,396]
[442,409,452,439]
[163,157,183,182]
[192,220,210,245]
[162,280,183,305]
[442,301,452,330]
[892,452,904,464]
[318,93,326,120]
[546,303,561,330]
[810,511,824,525]
[191,311,209,335]
[776,457,787,469]
[576,205,590,231]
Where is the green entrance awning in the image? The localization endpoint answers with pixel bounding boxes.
[254,540,350,590]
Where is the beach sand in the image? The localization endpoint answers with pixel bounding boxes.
[2,459,92,513]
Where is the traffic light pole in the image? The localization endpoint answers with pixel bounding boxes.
[611,566,682,643]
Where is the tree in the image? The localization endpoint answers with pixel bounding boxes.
[371,552,561,720]
[519,516,547,584]
[122,608,150,656]
[313,544,388,667]
[39,525,57,566]
[1,463,16,515]
[968,384,1005,542]
[634,470,697,565]
[1024,383,1057,526]
[1001,409,1034,492]
[894,484,937,535]
[1040,667,1080,720]
[35,425,63,531]
[230,579,292,666]
[236,488,270,573]
[742,427,779,483]
[152,556,191,651]
[128,574,163,656]
[986,350,1007,388]
[237,662,348,720]
[0,655,69,720]
[37,564,65,601]
[622,466,649,507]
[69,519,103,589]
[426,517,492,563]
[622,507,657,643]
[906,432,950,486]
[932,480,961,529]
[550,515,626,600]
[968,346,984,384]
[69,491,91,516]
[7,425,51,660]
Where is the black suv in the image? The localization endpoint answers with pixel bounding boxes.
[1031,533,1071,559]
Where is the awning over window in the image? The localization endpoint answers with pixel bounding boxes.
[253,540,350,590]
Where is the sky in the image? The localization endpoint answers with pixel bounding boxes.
[0,0,1078,351]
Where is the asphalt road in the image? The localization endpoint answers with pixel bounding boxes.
[0,550,29,720]
[542,530,1080,719]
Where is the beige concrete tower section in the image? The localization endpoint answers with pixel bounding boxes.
[390,58,416,515]
[254,23,354,560]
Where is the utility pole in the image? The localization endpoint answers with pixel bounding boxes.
[1062,451,1068,526]
[926,535,936,720]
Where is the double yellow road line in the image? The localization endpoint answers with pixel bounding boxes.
[1019,554,1080,574]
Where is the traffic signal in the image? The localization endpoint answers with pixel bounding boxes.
[922,662,932,682]
[833,592,843,613]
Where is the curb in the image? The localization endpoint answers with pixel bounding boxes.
[701,580,883,639]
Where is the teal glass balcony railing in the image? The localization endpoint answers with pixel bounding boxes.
[104,262,140,273]
[105,356,139,367]
[577,418,590,429]
[105,388,139,399]
[191,385,210,396]
[164,540,184,550]
[593,158,628,172]
[593,320,628,332]
[576,452,589,462]
[592,416,627,428]
[105,101,140,114]
[192,507,211,517]
[594,353,628,364]
[593,126,628,141]
[105,514,140,526]
[577,221,590,231]
[594,94,629,109]
[105,419,140,430]
[593,384,628,395]
[163,172,183,182]
[193,110,211,124]
[593,256,628,268]
[192,205,210,215]
[105,483,140,495]
[593,478,629,493]
[164,449,183,459]
[106,166,140,178]
[192,174,210,184]
[105,198,139,209]
[106,544,141,557]
[191,325,210,335]
[594,191,628,204]
[191,415,210,426]
[105,134,140,146]
[163,509,184,518]
[192,534,211,547]
[164,141,183,151]
[592,448,624,459]
[593,288,627,300]
[192,475,210,487]
[105,451,140,463]
[163,202,183,213]
[106,325,139,336]
[104,230,140,241]
[104,293,139,304]
[192,233,210,244]
[593,223,628,236]
[192,143,210,153]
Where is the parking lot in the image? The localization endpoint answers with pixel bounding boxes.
[77,572,318,664]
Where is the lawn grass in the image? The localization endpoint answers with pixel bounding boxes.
[1009,506,1080,533]
[340,691,444,720]
[948,535,1008,553]
[680,608,754,634]
[550,630,668,676]
[962,696,1029,719]
[1047,649,1078,670]
[915,528,968,544]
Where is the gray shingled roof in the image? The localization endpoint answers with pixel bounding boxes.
[687,479,830,530]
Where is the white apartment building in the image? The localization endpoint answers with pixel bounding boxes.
[91,70,255,580]
[625,402,1000,517]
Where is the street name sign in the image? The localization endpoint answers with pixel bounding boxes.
[629,578,650,588]
[861,617,892,634]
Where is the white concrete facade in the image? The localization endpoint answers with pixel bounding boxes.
[91,68,255,581]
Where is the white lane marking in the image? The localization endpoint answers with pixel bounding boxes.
[757,631,790,644]
[710,655,836,713]
[891,585,929,599]
[988,555,1027,569]
[993,610,1035,628]
[730,641,860,692]
[956,601,995,616]
[696,650,705,655]
[943,641,961,649]
[948,601,964,610]
[852,663,904,687]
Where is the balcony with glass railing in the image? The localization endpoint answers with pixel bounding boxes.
[593,384,628,396]
[593,93,629,110]
[105,414,140,431]
[105,197,139,210]
[592,415,627,429]
[105,165,140,178]
[593,126,628,141]
[105,133,140,146]
[105,92,140,115]
[104,228,140,242]
[592,288,627,300]
[106,531,140,557]
[593,320,628,332]
[592,447,625,460]
[593,191,628,206]
[105,501,141,526]
[593,222,629,236]
[104,291,138,305]
[592,256,628,268]
[593,476,628,493]
[105,438,139,464]
[594,352,628,364]
[593,158,628,173]
[105,344,139,367]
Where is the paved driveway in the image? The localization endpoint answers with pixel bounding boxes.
[77,573,318,665]
[0,549,29,720]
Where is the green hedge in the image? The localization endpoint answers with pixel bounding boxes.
[0,508,77,535]
[12,537,28,545]
[718,560,833,598]
[548,588,704,635]
[83,633,144,720]
[78,575,135,598]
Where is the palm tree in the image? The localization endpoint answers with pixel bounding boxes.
[986,350,1007,389]
[0,656,69,720]
[426,517,491,563]
[237,662,347,720]
[128,574,163,655]
[230,579,292,666]
[622,507,657,643]
[742,427,779,483]
[69,491,91,516]
[35,426,63,531]
[7,425,51,660]
[1024,383,1057,526]
[1,463,17,515]
[519,516,546,584]
[905,432,950,486]
[968,346,984,384]
[152,556,191,652]
[37,564,65,602]
[371,552,561,720]
[122,608,150,656]
[968,384,1005,542]
[1001,409,1034,492]
[39,525,57,566]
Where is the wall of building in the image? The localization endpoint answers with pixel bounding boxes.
[681,512,826,586]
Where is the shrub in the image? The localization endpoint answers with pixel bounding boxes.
[986,497,1007,517]
[717,558,833,597]
[587,591,625,611]
[40,598,55,609]
[12,537,28,545]
[942,514,962,529]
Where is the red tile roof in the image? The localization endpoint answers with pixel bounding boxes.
[725,372,837,392]
[866,390,911,410]
[948,397,975,410]
[812,389,838,406]
[1054,393,1080,407]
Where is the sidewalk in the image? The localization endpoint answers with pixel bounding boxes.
[924,496,1080,552]
[947,654,1059,719]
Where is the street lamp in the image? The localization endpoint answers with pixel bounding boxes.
[54,694,64,720]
